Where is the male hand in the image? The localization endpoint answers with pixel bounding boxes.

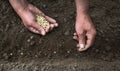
[19,4,58,35]
[73,14,96,51]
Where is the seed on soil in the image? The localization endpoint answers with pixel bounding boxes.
[27,36,34,43]
[30,36,34,39]
[20,52,23,55]
[35,55,38,57]
[67,51,70,53]
[53,51,57,54]
[10,53,13,56]
[27,39,31,43]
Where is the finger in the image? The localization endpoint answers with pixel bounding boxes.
[78,44,86,51]
[45,16,56,23]
[73,32,77,36]
[78,33,95,52]
[49,23,58,31]
[44,24,50,32]
[77,44,85,52]
[85,33,95,49]
[73,35,79,41]
[49,24,55,31]
[48,23,59,31]
[78,33,86,51]
[30,22,46,35]
[54,23,59,27]
[29,27,38,33]
[27,27,39,34]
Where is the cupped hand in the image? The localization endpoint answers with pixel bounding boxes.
[18,4,58,35]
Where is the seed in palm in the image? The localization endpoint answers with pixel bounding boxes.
[36,15,49,29]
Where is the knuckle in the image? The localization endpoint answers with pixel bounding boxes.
[78,32,83,35]
[77,30,84,35]
[53,19,56,23]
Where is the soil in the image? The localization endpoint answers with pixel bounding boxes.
[0,0,120,71]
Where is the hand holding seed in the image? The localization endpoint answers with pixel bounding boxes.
[73,15,96,52]
[17,4,58,35]
[36,14,58,33]
[36,15,50,31]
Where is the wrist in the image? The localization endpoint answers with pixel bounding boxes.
[75,12,90,24]
[76,8,88,15]
[76,11,89,18]
[9,0,29,14]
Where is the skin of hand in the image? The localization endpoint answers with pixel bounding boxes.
[73,14,96,51]
[19,4,58,35]
[74,0,96,51]
[9,0,58,35]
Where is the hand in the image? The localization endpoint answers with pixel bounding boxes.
[73,14,96,51]
[18,4,58,35]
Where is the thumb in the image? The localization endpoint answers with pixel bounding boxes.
[78,32,86,51]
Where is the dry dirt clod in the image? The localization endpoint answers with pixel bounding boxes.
[3,53,9,59]
[64,30,70,36]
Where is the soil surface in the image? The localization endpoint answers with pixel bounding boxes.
[0,0,120,71]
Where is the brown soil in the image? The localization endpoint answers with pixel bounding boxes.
[0,0,120,71]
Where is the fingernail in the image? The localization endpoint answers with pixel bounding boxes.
[41,31,46,36]
[55,23,58,27]
[80,44,85,49]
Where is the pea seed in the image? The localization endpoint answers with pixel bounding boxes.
[36,15,49,29]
